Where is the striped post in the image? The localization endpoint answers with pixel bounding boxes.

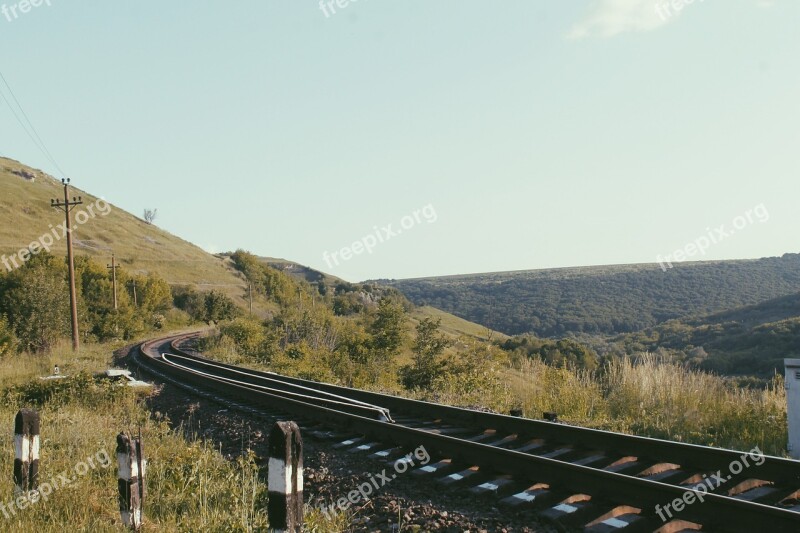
[117,432,146,530]
[268,421,303,532]
[14,409,40,494]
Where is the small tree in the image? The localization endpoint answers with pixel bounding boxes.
[204,290,240,324]
[401,317,451,390]
[0,315,17,356]
[369,298,406,359]
[220,317,268,358]
[143,208,158,224]
[0,253,70,352]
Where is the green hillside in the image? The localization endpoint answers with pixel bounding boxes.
[379,257,800,337]
[0,156,251,305]
[593,292,800,376]
[1,157,495,339]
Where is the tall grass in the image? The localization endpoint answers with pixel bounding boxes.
[0,338,345,531]
[510,354,787,455]
[205,326,789,457]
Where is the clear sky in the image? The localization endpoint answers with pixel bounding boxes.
[1,0,798,282]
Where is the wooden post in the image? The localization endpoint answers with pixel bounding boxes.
[14,409,39,494]
[268,421,303,532]
[117,432,145,530]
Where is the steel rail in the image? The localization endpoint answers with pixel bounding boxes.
[172,334,800,489]
[132,333,800,532]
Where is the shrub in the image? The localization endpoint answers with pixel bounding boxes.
[220,317,268,358]
[0,315,17,356]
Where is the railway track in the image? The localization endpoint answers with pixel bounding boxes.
[134,333,800,532]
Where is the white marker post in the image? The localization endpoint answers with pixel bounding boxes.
[14,409,39,495]
[117,432,146,530]
[785,359,800,459]
[268,421,304,532]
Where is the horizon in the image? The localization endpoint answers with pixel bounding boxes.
[2,155,798,284]
[2,154,797,284]
[1,1,798,280]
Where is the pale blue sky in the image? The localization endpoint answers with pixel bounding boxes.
[1,1,798,281]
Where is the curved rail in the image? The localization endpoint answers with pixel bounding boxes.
[132,332,800,532]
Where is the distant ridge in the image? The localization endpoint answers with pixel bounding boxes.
[378,254,800,337]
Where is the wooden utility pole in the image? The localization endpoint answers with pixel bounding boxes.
[108,255,119,310]
[130,280,138,307]
[51,179,82,351]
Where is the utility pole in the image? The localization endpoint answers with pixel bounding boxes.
[107,254,119,310]
[51,179,82,352]
[129,279,138,307]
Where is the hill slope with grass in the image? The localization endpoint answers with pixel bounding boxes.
[1,156,497,339]
[378,256,800,337]
[0,156,251,305]
[588,291,800,376]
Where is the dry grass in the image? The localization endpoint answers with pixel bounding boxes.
[409,306,508,342]
[0,158,249,309]
[205,323,788,456]
[508,354,787,455]
[0,335,345,531]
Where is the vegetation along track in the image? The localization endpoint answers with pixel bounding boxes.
[135,333,800,532]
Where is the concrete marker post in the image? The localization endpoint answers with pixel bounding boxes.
[117,432,145,530]
[785,359,800,459]
[14,409,40,494]
[268,421,303,532]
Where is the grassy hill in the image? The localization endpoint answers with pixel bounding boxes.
[1,156,496,339]
[686,292,800,329]
[251,255,504,340]
[378,257,800,337]
[0,156,252,304]
[409,305,508,342]
[593,291,800,376]
[259,256,346,285]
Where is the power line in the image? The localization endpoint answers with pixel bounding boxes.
[0,69,68,179]
[0,86,45,160]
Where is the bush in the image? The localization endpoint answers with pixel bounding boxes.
[401,317,451,390]
[0,315,17,356]
[219,317,268,358]
[173,286,241,324]
[0,372,128,409]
